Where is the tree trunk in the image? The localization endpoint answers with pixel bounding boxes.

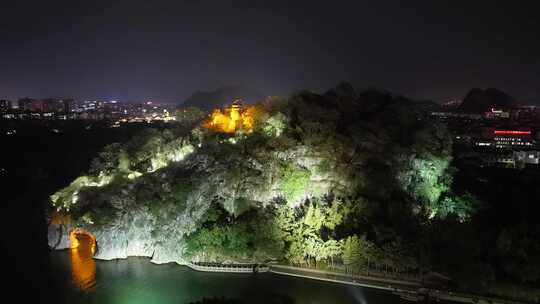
[367,257,370,276]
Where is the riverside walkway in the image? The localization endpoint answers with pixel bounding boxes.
[269,264,419,294]
[182,262,528,303]
[269,264,528,304]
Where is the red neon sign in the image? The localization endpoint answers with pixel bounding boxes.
[494,130,531,135]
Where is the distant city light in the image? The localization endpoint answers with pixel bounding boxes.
[493,130,531,135]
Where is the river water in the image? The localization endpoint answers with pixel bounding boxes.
[47,246,423,304]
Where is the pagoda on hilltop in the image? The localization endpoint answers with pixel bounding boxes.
[205,99,255,133]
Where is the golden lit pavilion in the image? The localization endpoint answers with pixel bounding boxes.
[205,99,256,133]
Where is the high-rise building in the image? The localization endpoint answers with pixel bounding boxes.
[0,99,12,112]
[18,98,36,111]
[493,130,535,148]
[42,98,64,112]
[62,98,75,113]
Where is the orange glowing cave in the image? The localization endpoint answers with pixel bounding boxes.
[69,229,97,291]
[204,99,257,133]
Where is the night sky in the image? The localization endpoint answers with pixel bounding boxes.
[1,0,539,103]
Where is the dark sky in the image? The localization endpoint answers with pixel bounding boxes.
[1,0,539,103]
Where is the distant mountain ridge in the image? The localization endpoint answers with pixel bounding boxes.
[180,86,264,110]
[458,88,516,113]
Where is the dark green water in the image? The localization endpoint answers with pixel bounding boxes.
[48,249,414,304]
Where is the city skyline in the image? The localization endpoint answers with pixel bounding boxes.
[1,85,539,106]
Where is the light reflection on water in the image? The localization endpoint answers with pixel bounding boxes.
[49,251,417,304]
[69,234,96,292]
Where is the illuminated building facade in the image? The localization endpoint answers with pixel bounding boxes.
[492,130,534,148]
[485,108,510,119]
[514,150,540,165]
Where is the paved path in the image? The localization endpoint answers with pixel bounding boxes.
[269,264,420,297]
[269,264,529,304]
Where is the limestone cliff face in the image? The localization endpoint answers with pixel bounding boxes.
[48,222,72,250]
[46,143,341,263]
[48,167,214,263]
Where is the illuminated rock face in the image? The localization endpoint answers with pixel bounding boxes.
[48,171,215,264]
[48,222,72,250]
[48,212,73,249]
[90,206,157,261]
[46,145,344,263]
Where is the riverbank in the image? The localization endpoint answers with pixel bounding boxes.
[269,264,421,301]
[269,264,529,304]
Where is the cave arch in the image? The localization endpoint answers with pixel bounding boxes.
[69,229,97,255]
[69,228,97,291]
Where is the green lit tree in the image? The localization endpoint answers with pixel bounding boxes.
[323,239,343,268]
[342,235,375,273]
[323,198,353,230]
[303,203,325,232]
[88,143,125,175]
[261,112,288,137]
[286,240,306,266]
[279,162,310,205]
